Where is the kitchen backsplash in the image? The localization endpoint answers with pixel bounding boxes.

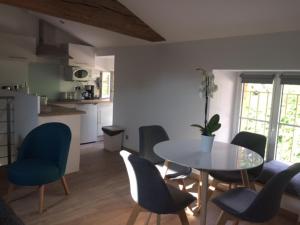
[0,61,102,100]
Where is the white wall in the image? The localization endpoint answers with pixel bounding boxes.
[210,70,240,143]
[0,4,38,37]
[0,59,29,86]
[97,31,300,151]
[0,33,36,61]
[95,55,115,71]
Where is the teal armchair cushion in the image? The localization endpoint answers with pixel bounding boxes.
[8,123,71,186]
[8,159,61,186]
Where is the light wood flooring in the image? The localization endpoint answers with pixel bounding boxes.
[2,142,297,225]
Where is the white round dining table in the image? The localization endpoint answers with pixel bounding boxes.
[154,139,264,225]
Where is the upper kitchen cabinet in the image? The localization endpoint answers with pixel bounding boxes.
[68,43,95,68]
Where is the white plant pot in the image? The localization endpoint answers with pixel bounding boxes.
[200,135,215,152]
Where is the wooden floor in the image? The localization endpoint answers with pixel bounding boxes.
[3,142,297,225]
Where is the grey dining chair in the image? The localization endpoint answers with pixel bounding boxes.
[209,131,266,191]
[212,162,300,225]
[139,125,192,189]
[120,150,196,225]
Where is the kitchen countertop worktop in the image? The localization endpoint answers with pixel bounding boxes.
[50,99,112,105]
[39,104,85,117]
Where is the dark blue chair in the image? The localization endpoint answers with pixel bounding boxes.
[209,131,266,190]
[120,150,195,225]
[257,160,300,198]
[7,123,71,213]
[212,163,300,225]
[139,125,192,189]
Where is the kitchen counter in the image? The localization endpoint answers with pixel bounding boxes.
[39,104,85,117]
[38,105,83,173]
[50,99,111,105]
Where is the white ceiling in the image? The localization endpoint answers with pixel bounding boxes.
[3,1,300,48]
[120,0,300,42]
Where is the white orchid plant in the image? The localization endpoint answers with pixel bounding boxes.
[197,68,218,99]
[191,68,220,136]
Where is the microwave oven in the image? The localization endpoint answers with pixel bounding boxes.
[66,66,92,81]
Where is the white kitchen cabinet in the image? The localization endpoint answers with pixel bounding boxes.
[76,104,98,144]
[39,114,81,174]
[68,43,95,67]
[97,102,113,136]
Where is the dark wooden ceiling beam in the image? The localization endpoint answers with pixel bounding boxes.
[0,0,165,42]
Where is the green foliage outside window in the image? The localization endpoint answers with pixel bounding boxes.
[240,83,300,164]
[276,85,300,163]
[101,72,111,99]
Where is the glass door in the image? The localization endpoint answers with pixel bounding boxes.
[237,73,300,163]
[239,83,273,137]
[276,84,300,163]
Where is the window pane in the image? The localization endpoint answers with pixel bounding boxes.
[276,85,300,163]
[101,72,111,99]
[239,83,273,137]
[240,119,269,137]
[240,83,273,122]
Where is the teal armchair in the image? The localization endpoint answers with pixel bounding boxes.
[7,122,71,213]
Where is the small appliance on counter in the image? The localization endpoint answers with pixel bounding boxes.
[59,91,75,100]
[82,85,95,100]
[1,82,30,94]
[40,95,48,105]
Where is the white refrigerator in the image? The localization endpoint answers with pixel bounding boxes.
[76,104,98,144]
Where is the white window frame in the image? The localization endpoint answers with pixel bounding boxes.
[265,74,282,161]
[234,73,285,162]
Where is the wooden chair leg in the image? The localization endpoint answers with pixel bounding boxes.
[156,214,161,225]
[241,170,250,188]
[162,160,170,179]
[194,171,215,215]
[178,210,190,225]
[207,179,218,200]
[177,179,186,191]
[144,213,152,225]
[61,176,70,195]
[250,182,256,191]
[126,204,143,225]
[5,183,15,202]
[39,185,45,214]
[233,220,240,225]
[215,211,233,225]
[197,174,202,208]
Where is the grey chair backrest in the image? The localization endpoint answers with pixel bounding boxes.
[231,131,266,177]
[242,163,300,223]
[139,125,169,164]
[120,150,177,214]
